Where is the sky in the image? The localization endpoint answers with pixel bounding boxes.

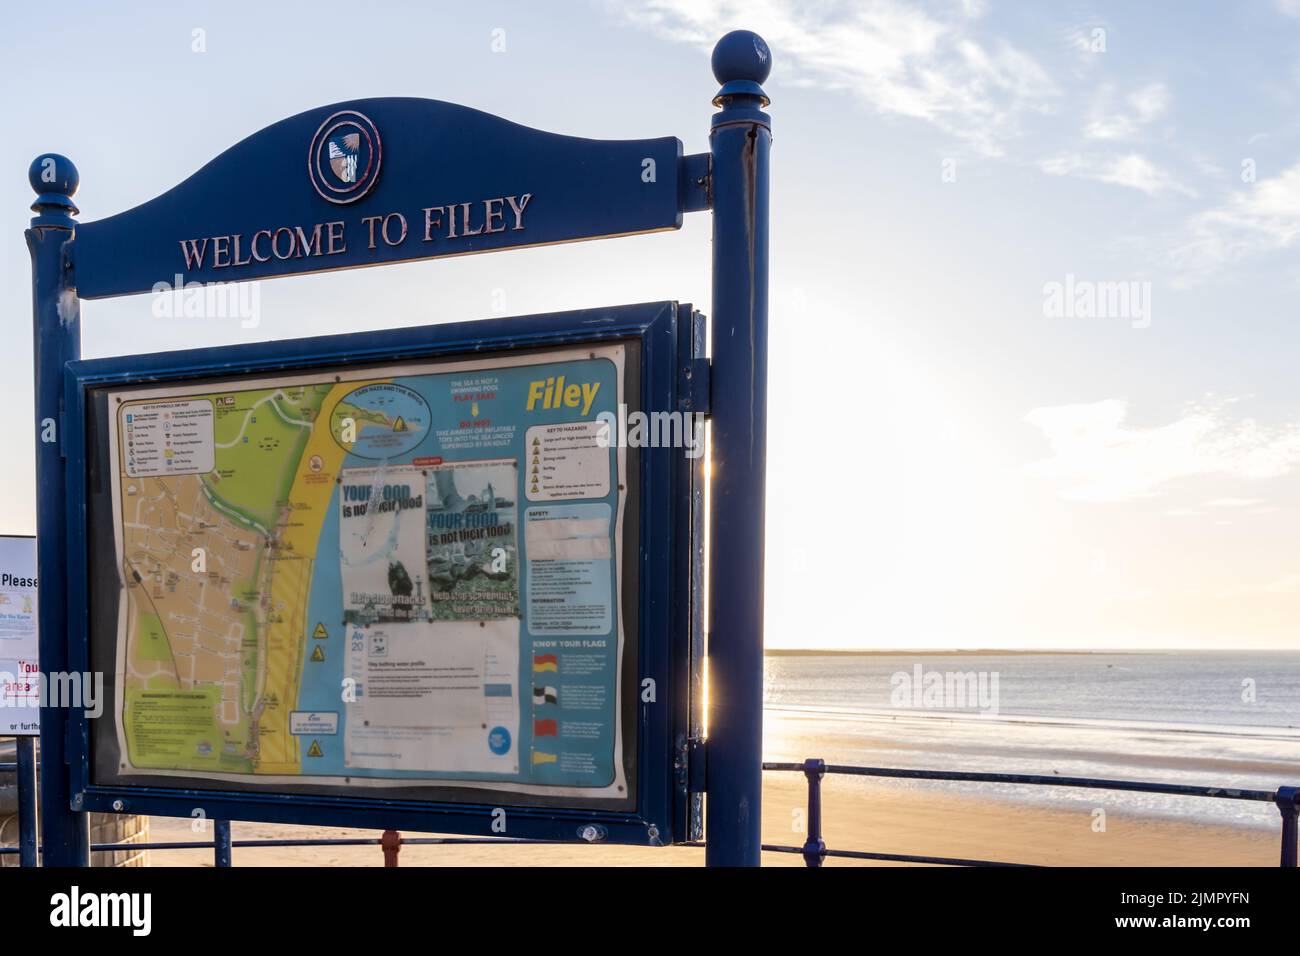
[4,0,1300,650]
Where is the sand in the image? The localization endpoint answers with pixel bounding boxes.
[141,774,1284,867]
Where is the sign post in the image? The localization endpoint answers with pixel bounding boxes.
[28,159,91,866]
[705,32,772,867]
[27,30,772,867]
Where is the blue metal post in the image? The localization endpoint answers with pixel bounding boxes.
[1276,786,1298,867]
[801,758,826,867]
[704,30,772,867]
[27,153,89,866]
[15,736,38,866]
[214,820,233,867]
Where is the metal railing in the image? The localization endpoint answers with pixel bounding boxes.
[761,759,1300,867]
[4,747,1297,866]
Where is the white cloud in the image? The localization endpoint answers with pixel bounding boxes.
[613,0,1058,156]
[1101,153,1189,196]
[622,2,1203,201]
[1084,116,1134,142]
[1129,82,1169,122]
[1023,398,1300,502]
[1034,78,1192,198]
[1040,152,1194,197]
[1171,160,1300,279]
[1084,82,1168,141]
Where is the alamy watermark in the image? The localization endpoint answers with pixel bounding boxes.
[890,664,1000,716]
[1043,274,1151,329]
[151,273,261,328]
[50,886,151,936]
[1,668,103,718]
[595,404,706,459]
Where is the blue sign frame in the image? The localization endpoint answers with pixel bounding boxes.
[61,301,698,845]
[28,29,771,865]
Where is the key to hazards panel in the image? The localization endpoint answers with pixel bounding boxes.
[524,422,611,501]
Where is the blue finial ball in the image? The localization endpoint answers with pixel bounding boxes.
[712,30,772,86]
[29,154,79,197]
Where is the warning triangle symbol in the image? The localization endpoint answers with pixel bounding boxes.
[311,645,325,662]
[307,740,324,757]
[312,622,328,639]
[393,416,408,432]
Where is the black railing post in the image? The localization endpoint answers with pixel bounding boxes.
[381,829,402,867]
[1276,786,1298,868]
[16,736,38,867]
[801,758,827,867]
[213,820,232,867]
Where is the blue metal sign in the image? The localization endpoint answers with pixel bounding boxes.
[74,98,694,299]
[27,29,771,866]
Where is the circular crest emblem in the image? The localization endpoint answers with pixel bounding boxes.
[307,110,381,204]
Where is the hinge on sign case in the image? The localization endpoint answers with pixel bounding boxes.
[679,358,711,417]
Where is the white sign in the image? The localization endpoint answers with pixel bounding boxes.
[121,399,215,477]
[289,711,339,735]
[524,422,611,501]
[0,536,39,735]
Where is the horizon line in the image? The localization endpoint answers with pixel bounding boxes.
[763,647,1295,655]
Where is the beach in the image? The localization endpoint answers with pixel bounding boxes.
[143,773,1282,866]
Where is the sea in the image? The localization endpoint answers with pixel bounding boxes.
[763,652,1300,830]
